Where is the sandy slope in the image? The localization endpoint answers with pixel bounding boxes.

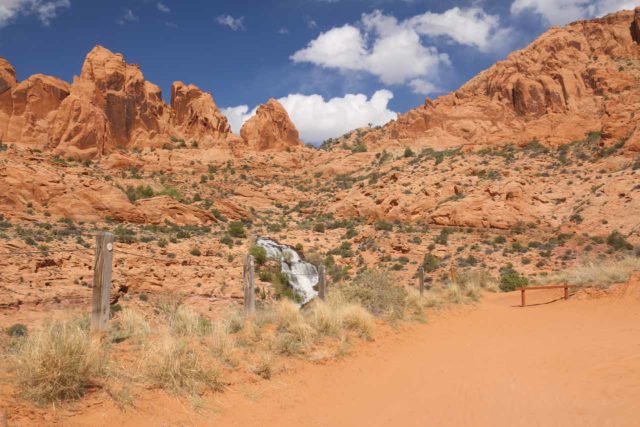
[16,283,640,427]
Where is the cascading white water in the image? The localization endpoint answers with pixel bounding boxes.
[256,237,319,304]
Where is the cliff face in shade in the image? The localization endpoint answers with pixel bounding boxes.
[0,46,237,158]
[240,99,302,150]
[354,8,640,150]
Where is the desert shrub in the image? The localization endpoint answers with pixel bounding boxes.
[249,245,268,265]
[228,221,246,238]
[422,253,440,272]
[403,147,415,157]
[6,323,28,337]
[13,322,106,403]
[189,247,201,257]
[340,269,407,320]
[374,220,393,231]
[607,231,633,251]
[313,223,326,233]
[143,334,223,395]
[499,264,529,292]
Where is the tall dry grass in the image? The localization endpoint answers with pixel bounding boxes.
[142,332,224,396]
[544,256,640,288]
[12,321,106,404]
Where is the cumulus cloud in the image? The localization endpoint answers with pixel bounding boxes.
[291,7,510,90]
[157,2,170,13]
[511,0,640,25]
[0,0,70,27]
[216,14,244,31]
[222,90,397,144]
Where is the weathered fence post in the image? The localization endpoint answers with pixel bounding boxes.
[418,266,425,297]
[91,232,114,333]
[243,254,256,316]
[318,265,327,300]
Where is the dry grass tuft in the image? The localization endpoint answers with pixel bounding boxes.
[169,306,212,337]
[338,304,374,340]
[13,321,106,404]
[143,332,224,396]
[306,301,342,337]
[545,256,640,288]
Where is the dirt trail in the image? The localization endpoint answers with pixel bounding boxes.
[34,284,640,427]
[214,287,640,427]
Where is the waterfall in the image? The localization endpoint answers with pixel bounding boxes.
[256,237,319,304]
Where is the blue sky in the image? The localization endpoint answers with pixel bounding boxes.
[1,0,638,143]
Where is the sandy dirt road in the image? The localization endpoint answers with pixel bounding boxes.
[212,286,640,427]
[22,283,640,427]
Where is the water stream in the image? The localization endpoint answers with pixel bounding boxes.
[256,237,318,304]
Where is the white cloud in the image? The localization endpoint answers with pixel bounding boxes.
[278,26,289,34]
[291,7,509,90]
[117,9,138,25]
[157,2,170,13]
[216,14,244,31]
[409,78,439,95]
[222,90,397,144]
[407,7,513,52]
[220,105,253,137]
[0,0,70,27]
[511,0,640,25]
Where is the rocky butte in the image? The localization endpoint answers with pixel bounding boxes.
[0,45,300,158]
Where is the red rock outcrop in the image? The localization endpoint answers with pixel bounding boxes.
[0,46,238,157]
[0,58,16,94]
[170,81,231,142]
[0,74,70,146]
[366,8,640,150]
[240,99,301,150]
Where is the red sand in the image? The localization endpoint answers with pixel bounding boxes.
[9,284,640,426]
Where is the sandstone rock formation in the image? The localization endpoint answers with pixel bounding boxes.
[170,81,231,141]
[240,99,301,150]
[0,46,239,157]
[357,7,640,150]
[0,73,70,146]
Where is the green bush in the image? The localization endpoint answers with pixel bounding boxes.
[6,323,28,337]
[422,253,440,272]
[499,264,529,292]
[249,245,267,266]
[228,221,246,238]
[374,220,393,231]
[607,231,633,251]
[313,223,326,233]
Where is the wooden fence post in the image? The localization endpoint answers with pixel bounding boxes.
[243,254,256,316]
[318,265,326,300]
[91,232,114,333]
[418,266,425,296]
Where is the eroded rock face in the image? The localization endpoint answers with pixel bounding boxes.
[0,58,16,94]
[0,73,70,145]
[240,99,301,150]
[370,8,640,149]
[78,45,167,148]
[0,46,237,157]
[170,81,231,142]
